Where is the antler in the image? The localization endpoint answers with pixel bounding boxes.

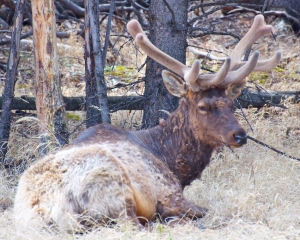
[127,15,281,92]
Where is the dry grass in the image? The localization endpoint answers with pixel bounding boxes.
[0,12,300,240]
[1,104,299,239]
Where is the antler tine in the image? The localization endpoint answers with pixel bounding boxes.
[221,51,259,87]
[127,20,200,85]
[191,58,231,90]
[217,14,281,88]
[232,50,281,72]
[185,60,201,84]
[229,14,273,70]
[127,19,146,38]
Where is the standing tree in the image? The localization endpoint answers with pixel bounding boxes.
[84,1,102,127]
[84,0,111,127]
[31,0,68,154]
[0,0,25,163]
[142,0,188,128]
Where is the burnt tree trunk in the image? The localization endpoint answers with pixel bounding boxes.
[0,0,25,163]
[84,0,102,128]
[31,0,68,155]
[142,0,188,128]
[85,0,111,124]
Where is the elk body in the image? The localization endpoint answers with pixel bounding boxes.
[14,15,281,231]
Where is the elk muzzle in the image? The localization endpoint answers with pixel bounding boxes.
[230,128,247,148]
[234,132,247,146]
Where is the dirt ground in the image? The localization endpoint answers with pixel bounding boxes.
[0,11,299,240]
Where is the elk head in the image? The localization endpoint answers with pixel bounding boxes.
[127,15,281,148]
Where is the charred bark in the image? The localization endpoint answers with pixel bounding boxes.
[142,0,188,128]
[85,0,111,124]
[0,0,25,163]
[84,0,102,127]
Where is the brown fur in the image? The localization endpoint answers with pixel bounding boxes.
[14,86,247,231]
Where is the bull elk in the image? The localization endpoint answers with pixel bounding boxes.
[14,15,281,231]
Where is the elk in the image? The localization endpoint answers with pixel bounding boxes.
[14,15,281,231]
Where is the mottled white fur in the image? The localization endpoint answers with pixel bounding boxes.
[14,141,182,231]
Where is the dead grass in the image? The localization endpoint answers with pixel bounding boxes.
[1,103,299,239]
[0,12,299,240]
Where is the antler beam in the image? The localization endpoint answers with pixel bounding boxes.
[127,15,281,92]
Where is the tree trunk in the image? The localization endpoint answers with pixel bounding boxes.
[31,0,68,155]
[0,0,25,163]
[142,0,188,128]
[84,0,102,128]
[85,0,111,124]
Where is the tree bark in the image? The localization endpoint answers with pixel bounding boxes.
[142,0,188,128]
[85,0,111,124]
[0,0,25,163]
[31,0,68,155]
[84,0,102,128]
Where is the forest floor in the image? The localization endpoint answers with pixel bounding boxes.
[0,11,300,240]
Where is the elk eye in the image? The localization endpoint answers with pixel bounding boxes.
[199,105,207,112]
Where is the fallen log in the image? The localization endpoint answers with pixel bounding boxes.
[236,89,300,108]
[0,90,299,112]
[0,95,145,112]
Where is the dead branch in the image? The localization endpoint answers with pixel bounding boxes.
[0,30,80,46]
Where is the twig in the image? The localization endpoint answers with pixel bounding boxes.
[188,29,240,40]
[69,112,101,136]
[102,0,115,64]
[189,44,229,57]
[107,79,144,90]
[261,0,270,14]
[162,0,176,27]
[111,37,132,71]
[248,136,300,161]
[235,98,254,132]
[137,59,147,72]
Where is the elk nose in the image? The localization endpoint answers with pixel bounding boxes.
[234,133,247,146]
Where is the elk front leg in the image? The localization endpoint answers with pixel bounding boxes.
[157,192,208,220]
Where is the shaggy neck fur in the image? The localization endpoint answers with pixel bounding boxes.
[129,98,215,188]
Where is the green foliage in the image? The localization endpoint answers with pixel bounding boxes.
[66,113,81,121]
[157,223,163,234]
[249,72,269,85]
[104,65,137,83]
[16,83,29,89]
[288,71,300,81]
[274,66,285,73]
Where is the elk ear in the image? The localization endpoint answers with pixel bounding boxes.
[162,70,187,97]
[225,81,246,99]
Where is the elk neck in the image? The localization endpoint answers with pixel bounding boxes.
[128,98,215,188]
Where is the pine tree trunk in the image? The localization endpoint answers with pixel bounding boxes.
[31,0,68,155]
[142,0,188,128]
